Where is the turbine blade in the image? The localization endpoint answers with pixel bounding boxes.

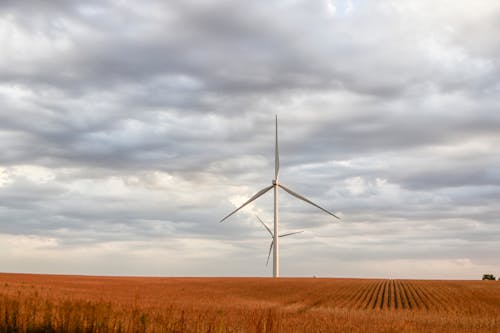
[219,185,274,223]
[279,184,340,220]
[275,115,279,180]
[256,215,273,237]
[266,240,274,266]
[279,231,304,238]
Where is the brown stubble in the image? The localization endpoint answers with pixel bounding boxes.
[1,274,500,332]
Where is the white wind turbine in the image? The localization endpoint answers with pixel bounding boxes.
[256,215,303,266]
[220,115,340,278]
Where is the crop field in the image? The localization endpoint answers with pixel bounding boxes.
[1,273,500,332]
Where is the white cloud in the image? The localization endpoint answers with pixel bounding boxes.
[0,233,58,253]
[0,167,10,187]
[0,15,73,69]
[326,0,336,17]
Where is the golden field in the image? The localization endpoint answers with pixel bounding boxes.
[1,273,499,332]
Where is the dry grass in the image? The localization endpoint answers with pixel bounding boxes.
[1,273,500,332]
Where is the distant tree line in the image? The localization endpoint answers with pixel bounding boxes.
[482,274,498,280]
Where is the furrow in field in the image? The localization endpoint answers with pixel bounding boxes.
[401,281,416,310]
[430,285,449,311]
[355,282,377,310]
[379,280,388,309]
[372,281,384,310]
[414,282,441,311]
[393,280,399,309]
[342,282,368,309]
[435,285,460,313]
[364,281,382,310]
[362,282,376,310]
[396,280,407,309]
[344,282,368,308]
[347,283,366,308]
[313,283,354,310]
[417,282,447,311]
[402,281,413,309]
[406,281,427,310]
[391,280,397,309]
[334,285,355,308]
[387,280,392,309]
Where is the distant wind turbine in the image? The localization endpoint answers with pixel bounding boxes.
[220,115,340,278]
[256,215,303,266]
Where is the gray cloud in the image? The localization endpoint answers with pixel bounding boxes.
[0,0,499,278]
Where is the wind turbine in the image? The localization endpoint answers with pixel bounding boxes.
[256,215,303,266]
[220,115,340,278]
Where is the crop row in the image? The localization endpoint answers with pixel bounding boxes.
[321,279,500,314]
[355,280,428,310]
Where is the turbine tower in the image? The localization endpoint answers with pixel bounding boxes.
[220,116,340,278]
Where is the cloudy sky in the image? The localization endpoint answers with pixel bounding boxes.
[1,0,499,279]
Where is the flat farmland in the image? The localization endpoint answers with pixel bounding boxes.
[1,273,500,332]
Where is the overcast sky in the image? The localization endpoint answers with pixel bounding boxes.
[1,0,499,279]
